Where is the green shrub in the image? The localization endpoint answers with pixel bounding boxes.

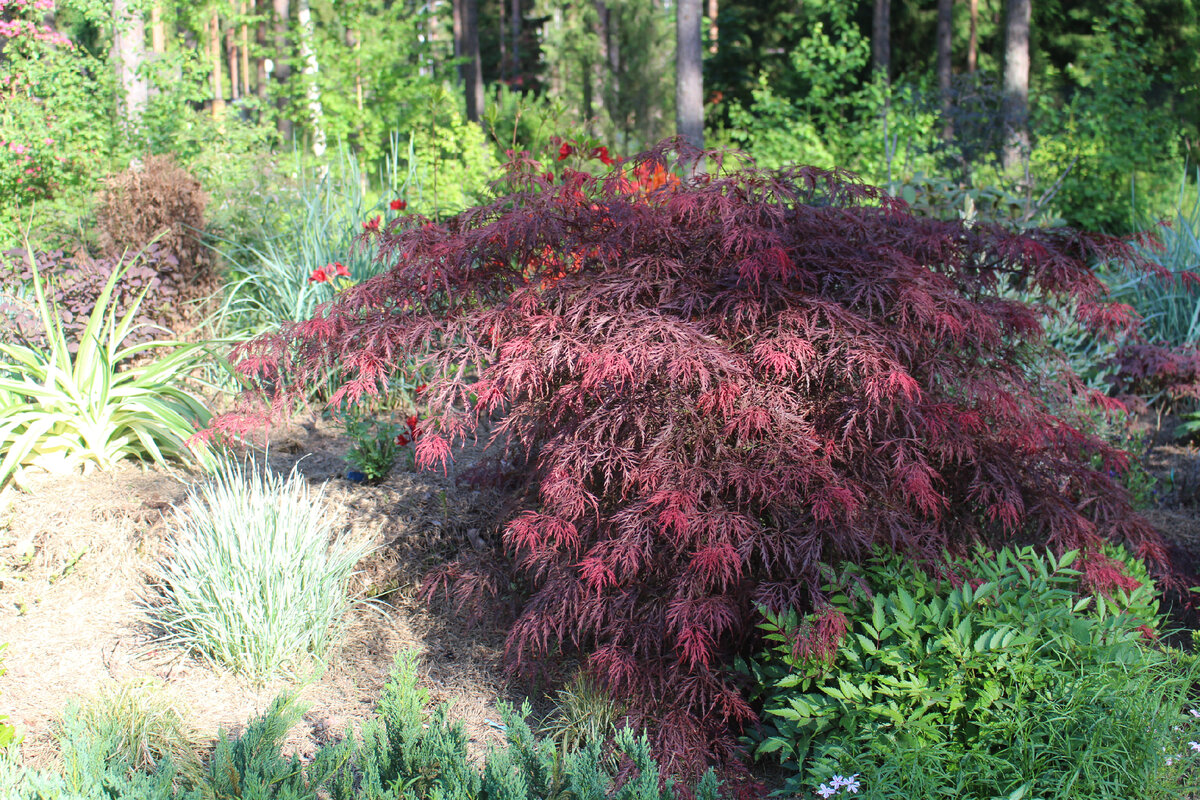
[0,251,218,489]
[744,546,1199,799]
[64,680,202,785]
[148,458,370,678]
[342,417,405,484]
[541,671,629,755]
[0,651,722,800]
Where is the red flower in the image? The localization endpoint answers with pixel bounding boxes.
[557,142,574,161]
[394,434,409,446]
[415,383,427,395]
[406,414,419,430]
[363,215,381,232]
[543,171,555,183]
[308,267,329,283]
[591,146,615,166]
[334,262,350,277]
[390,199,407,211]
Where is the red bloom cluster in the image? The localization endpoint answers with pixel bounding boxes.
[591,146,616,166]
[557,142,574,161]
[390,199,407,211]
[395,413,421,446]
[308,262,350,283]
[363,215,381,232]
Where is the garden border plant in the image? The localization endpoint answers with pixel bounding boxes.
[0,248,218,488]
[211,140,1178,773]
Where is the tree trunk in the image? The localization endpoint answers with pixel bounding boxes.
[871,0,890,82]
[511,0,520,83]
[256,0,268,100]
[675,0,703,150]
[592,0,612,128]
[240,2,250,97]
[273,0,292,139]
[452,0,463,85]
[936,0,952,139]
[1002,0,1031,172]
[968,0,978,73]
[150,3,165,53]
[462,0,483,122]
[227,22,240,101]
[210,11,225,119]
[113,0,149,125]
[498,0,507,83]
[296,0,325,158]
[706,0,717,54]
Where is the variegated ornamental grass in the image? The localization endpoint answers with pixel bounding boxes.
[150,459,371,678]
[0,250,217,486]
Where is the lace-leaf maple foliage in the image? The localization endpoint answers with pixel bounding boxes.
[214,142,1171,772]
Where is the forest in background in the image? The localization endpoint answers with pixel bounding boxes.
[1,0,1198,249]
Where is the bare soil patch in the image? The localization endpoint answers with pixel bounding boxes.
[0,415,519,768]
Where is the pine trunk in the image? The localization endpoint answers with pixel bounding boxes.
[240,2,251,97]
[463,0,483,122]
[968,0,978,72]
[675,0,703,150]
[227,23,240,101]
[1002,0,1031,172]
[210,12,225,119]
[872,0,890,82]
[511,0,520,82]
[273,0,292,139]
[936,0,952,139]
[256,0,268,100]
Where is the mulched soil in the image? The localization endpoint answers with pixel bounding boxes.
[0,414,522,769]
[1,408,1199,775]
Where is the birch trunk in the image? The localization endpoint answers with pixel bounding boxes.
[296,0,326,158]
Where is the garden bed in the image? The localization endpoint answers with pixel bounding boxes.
[0,415,519,769]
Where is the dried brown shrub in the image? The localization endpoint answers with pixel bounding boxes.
[96,156,213,290]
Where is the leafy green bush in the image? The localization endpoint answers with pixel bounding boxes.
[148,458,369,678]
[744,546,1199,799]
[0,651,721,800]
[0,253,218,488]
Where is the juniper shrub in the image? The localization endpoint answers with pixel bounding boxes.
[215,141,1173,774]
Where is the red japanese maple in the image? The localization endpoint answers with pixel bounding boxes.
[216,141,1171,773]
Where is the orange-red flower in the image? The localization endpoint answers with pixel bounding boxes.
[308,267,329,283]
[390,199,407,211]
[334,262,350,277]
[591,146,616,166]
[363,215,381,232]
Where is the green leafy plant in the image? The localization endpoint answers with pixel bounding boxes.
[148,457,370,678]
[342,411,420,484]
[343,417,404,484]
[0,250,218,488]
[744,546,1197,799]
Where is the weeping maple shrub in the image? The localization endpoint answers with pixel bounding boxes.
[214,142,1172,774]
